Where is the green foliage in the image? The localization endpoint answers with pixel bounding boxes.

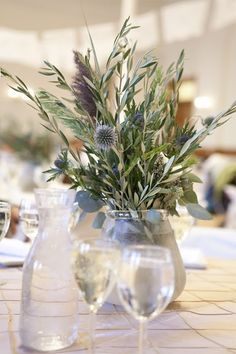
[44,149,71,181]
[1,18,236,220]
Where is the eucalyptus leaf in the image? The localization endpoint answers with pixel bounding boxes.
[186,203,212,220]
[76,191,104,212]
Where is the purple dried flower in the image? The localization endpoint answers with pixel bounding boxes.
[112,164,119,176]
[72,51,97,118]
[94,125,116,150]
[132,112,144,127]
[54,159,64,170]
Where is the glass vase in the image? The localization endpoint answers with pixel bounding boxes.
[103,210,186,302]
[19,189,79,351]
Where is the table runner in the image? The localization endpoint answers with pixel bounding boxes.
[0,260,236,353]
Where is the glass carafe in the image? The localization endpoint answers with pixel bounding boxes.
[19,189,79,351]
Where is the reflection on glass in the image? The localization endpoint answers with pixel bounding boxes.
[19,199,39,241]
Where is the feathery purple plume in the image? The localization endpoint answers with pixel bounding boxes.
[72,51,97,118]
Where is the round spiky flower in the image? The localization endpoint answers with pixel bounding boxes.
[176,134,190,146]
[94,125,116,151]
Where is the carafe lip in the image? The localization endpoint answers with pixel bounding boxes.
[34,188,75,195]
[106,209,169,220]
[34,188,76,209]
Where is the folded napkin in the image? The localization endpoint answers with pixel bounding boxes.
[0,238,207,269]
[0,238,31,266]
[180,246,207,269]
[182,226,236,260]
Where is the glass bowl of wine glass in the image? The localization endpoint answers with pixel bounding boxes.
[71,237,120,353]
[19,198,39,242]
[0,201,11,241]
[117,245,174,354]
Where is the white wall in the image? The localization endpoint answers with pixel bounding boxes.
[157,23,236,149]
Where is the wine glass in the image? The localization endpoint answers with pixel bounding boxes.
[117,245,175,354]
[71,238,120,353]
[0,202,11,286]
[68,201,80,233]
[170,206,194,243]
[0,201,11,241]
[19,198,39,241]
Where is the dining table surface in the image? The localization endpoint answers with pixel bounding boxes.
[0,259,236,354]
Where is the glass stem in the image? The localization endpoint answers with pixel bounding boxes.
[138,320,147,354]
[89,310,96,354]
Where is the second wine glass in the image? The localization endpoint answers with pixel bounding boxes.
[19,198,39,241]
[117,245,175,354]
[169,206,194,244]
[71,238,120,354]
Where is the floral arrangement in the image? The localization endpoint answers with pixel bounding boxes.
[1,19,236,224]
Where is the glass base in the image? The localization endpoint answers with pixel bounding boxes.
[20,331,78,352]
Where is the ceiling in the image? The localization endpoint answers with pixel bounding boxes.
[0,0,236,71]
[0,0,181,30]
[0,0,236,31]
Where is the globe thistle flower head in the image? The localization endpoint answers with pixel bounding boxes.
[94,125,116,151]
[134,112,143,122]
[112,164,119,176]
[131,112,144,128]
[176,134,191,146]
[54,159,64,170]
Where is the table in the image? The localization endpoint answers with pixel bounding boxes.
[0,260,236,354]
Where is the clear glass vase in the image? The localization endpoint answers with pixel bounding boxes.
[19,189,79,351]
[103,210,186,302]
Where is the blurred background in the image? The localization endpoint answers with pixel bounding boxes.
[1,0,236,237]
